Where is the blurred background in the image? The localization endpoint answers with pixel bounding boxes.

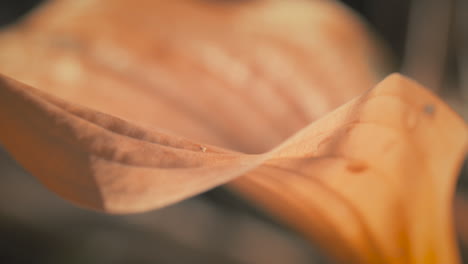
[0,0,467,263]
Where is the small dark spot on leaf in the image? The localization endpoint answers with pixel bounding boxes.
[347,161,367,173]
[423,104,435,115]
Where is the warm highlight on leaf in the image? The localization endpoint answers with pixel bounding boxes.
[0,74,466,264]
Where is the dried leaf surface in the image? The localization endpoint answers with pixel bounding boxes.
[230,75,468,263]
[0,1,466,264]
[1,73,466,264]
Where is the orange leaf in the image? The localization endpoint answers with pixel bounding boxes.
[1,73,466,264]
[0,0,388,153]
[230,75,468,263]
[1,1,465,264]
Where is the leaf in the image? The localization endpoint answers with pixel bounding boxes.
[1,1,465,264]
[230,75,468,263]
[0,0,389,153]
[1,73,466,264]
